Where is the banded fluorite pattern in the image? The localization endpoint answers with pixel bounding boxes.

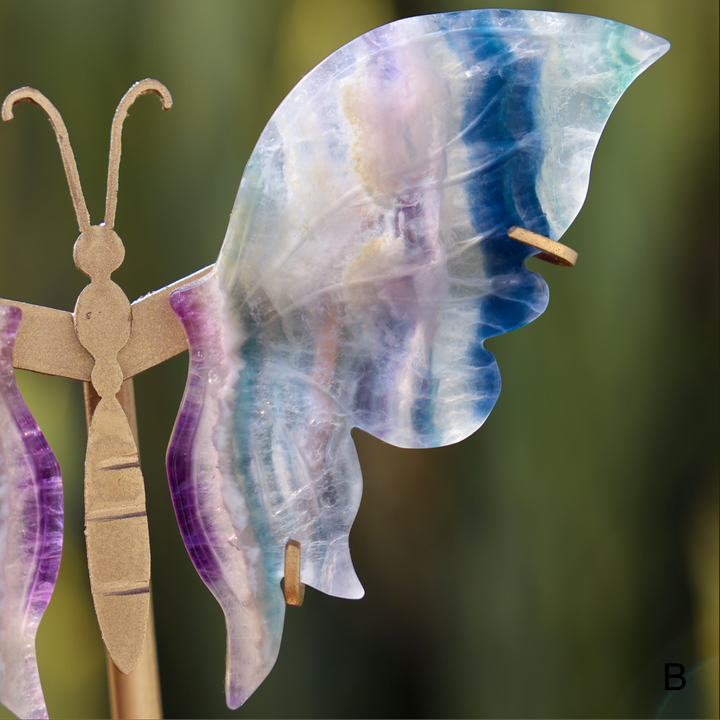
[167,10,669,708]
[0,305,63,720]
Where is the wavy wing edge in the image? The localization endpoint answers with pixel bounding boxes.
[0,305,63,720]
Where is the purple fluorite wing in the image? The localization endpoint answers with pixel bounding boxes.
[0,305,63,720]
[166,10,669,708]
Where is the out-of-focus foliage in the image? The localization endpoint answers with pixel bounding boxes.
[0,1,716,718]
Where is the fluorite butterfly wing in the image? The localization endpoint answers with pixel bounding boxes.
[0,306,63,720]
[166,10,669,708]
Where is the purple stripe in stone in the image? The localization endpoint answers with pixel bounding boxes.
[166,283,224,587]
[19,414,63,620]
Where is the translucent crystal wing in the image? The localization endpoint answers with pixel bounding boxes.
[166,10,669,708]
[0,306,63,720]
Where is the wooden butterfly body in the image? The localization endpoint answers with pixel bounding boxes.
[0,10,669,718]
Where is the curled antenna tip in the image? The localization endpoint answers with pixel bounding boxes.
[1,99,15,123]
[127,78,173,112]
[2,87,41,123]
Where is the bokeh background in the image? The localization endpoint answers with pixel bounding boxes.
[0,1,717,718]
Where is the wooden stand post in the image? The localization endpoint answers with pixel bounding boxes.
[106,604,162,719]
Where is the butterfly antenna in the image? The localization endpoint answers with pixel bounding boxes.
[105,79,172,229]
[2,87,91,232]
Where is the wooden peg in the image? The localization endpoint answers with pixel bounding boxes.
[284,539,305,607]
[508,225,578,267]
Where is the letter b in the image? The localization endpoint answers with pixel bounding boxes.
[665,663,686,691]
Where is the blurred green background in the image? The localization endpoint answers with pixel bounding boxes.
[0,1,717,718]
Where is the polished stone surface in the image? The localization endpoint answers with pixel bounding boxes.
[166,10,669,708]
[0,305,63,719]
